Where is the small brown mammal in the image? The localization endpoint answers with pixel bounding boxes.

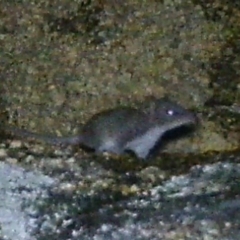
[4,97,197,159]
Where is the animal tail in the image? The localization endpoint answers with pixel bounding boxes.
[3,126,82,146]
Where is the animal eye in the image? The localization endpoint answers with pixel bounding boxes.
[167,109,175,116]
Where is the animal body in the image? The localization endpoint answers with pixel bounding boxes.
[4,98,197,159]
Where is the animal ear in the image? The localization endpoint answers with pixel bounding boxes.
[144,95,171,102]
[144,95,158,101]
[139,96,158,115]
[143,96,159,110]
